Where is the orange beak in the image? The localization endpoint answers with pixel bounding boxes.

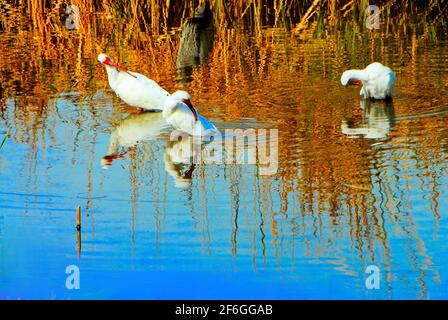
[103,57,137,78]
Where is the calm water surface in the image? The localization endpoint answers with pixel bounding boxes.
[0,7,448,299]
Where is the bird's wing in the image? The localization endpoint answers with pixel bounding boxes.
[115,72,170,109]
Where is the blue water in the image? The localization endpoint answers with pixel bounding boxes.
[1,17,448,299]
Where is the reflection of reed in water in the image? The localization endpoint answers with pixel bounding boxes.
[0,83,4,116]
[176,1,214,82]
[341,100,395,139]
[102,112,170,167]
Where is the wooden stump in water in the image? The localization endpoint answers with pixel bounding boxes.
[76,206,81,257]
[76,206,81,230]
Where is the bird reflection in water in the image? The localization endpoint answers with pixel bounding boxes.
[341,100,395,139]
[164,130,220,188]
[176,1,215,82]
[101,112,170,168]
[102,112,216,189]
[164,134,202,189]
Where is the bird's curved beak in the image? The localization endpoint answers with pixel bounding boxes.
[181,99,198,122]
[103,57,137,79]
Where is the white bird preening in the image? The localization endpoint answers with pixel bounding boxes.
[341,62,396,100]
[98,53,170,112]
[162,90,220,138]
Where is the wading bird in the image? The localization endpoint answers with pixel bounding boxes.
[162,90,220,138]
[341,62,396,99]
[98,53,170,113]
[98,53,217,137]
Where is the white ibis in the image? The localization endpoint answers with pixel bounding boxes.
[341,62,396,99]
[102,112,170,167]
[162,90,220,138]
[98,53,170,112]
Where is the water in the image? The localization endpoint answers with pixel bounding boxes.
[1,4,448,300]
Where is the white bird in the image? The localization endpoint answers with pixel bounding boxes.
[162,90,220,138]
[341,62,396,99]
[98,53,170,112]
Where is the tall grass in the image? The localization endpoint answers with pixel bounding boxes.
[2,1,447,36]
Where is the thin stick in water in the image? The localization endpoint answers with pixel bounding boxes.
[76,206,81,230]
